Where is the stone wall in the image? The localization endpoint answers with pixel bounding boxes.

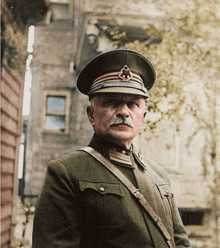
[24,21,93,197]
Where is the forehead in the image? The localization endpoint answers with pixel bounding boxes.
[93,93,146,101]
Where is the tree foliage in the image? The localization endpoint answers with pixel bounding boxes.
[126,0,220,144]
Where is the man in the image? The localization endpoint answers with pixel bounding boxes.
[32,49,190,248]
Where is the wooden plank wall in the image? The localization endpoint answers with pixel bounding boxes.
[1,62,24,247]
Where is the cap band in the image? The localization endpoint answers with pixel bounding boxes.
[88,81,148,95]
[88,65,148,96]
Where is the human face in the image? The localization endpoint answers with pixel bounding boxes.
[87,93,146,148]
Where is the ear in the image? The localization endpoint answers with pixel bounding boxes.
[86,105,95,126]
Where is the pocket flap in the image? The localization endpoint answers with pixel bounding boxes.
[79,180,124,196]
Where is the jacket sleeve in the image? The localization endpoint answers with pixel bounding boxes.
[171,192,191,248]
[32,160,80,248]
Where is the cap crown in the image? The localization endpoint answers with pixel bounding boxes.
[76,49,156,97]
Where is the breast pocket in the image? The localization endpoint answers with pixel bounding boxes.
[156,183,173,227]
[79,180,124,227]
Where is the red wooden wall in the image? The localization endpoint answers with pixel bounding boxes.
[1,62,24,247]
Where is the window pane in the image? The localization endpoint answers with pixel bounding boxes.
[45,115,66,131]
[179,209,205,226]
[47,96,66,111]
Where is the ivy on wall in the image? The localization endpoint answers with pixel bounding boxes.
[1,0,48,70]
[2,25,28,70]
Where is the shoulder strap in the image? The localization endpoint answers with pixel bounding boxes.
[79,147,175,248]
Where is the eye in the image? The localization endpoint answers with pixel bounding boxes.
[127,101,139,108]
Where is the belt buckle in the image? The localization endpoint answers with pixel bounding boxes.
[132,189,144,200]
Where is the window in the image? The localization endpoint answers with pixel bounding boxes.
[179,209,206,226]
[43,90,70,134]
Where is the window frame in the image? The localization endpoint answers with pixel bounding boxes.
[42,90,71,134]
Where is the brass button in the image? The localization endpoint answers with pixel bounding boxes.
[100,187,105,192]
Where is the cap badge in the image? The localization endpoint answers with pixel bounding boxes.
[118,65,133,82]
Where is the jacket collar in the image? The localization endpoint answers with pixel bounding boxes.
[89,134,132,157]
[88,134,146,170]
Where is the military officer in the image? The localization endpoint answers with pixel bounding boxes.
[32,49,190,248]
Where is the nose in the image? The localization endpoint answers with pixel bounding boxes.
[116,103,130,119]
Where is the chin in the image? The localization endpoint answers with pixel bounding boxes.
[111,130,132,138]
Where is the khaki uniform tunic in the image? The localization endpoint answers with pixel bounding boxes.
[32,134,190,248]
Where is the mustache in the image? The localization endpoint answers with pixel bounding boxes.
[109,116,134,128]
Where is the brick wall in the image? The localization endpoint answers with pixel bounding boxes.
[1,62,24,247]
